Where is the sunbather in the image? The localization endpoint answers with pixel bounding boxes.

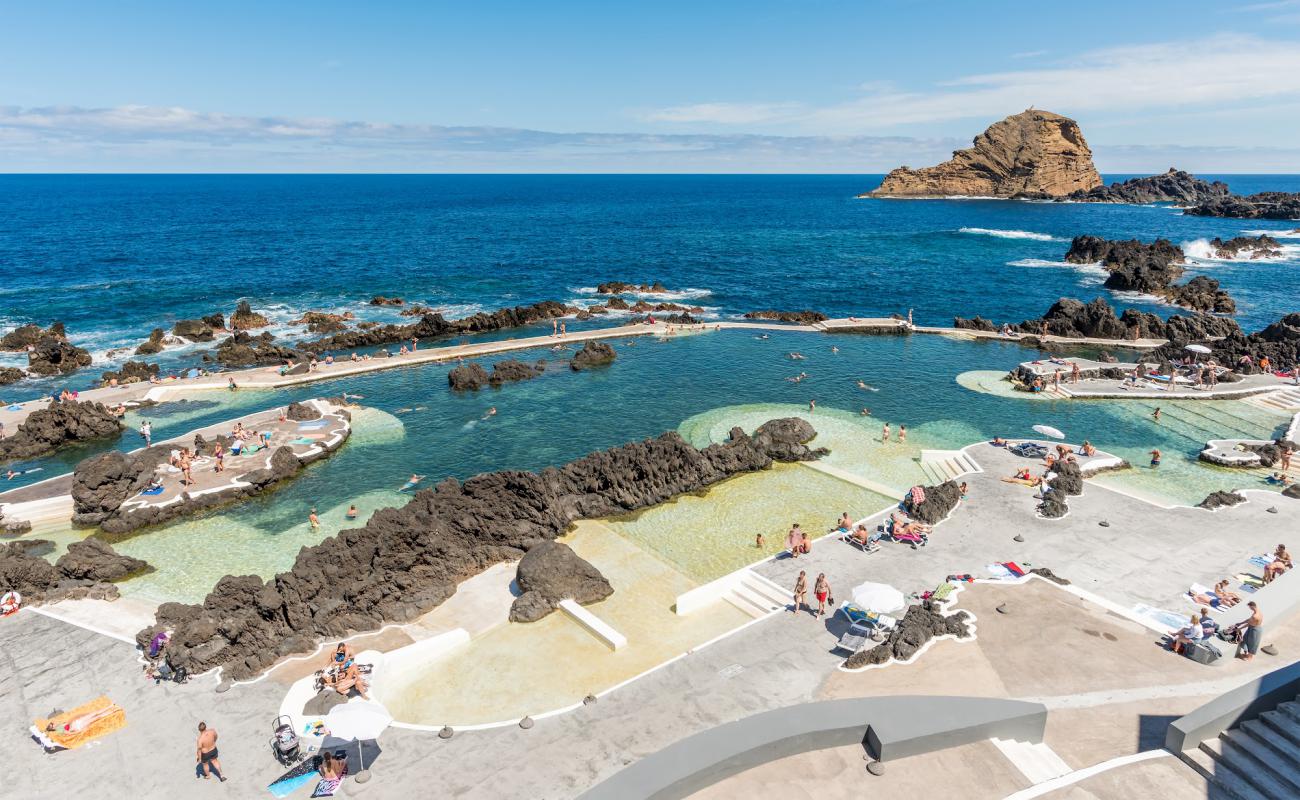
[1215,580,1241,607]
[991,436,1007,447]
[849,524,882,547]
[328,663,370,700]
[1079,440,1097,457]
[835,512,853,532]
[1264,544,1292,584]
[49,702,123,734]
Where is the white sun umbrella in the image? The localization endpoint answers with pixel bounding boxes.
[324,700,392,781]
[1032,424,1065,440]
[1185,344,1212,354]
[851,581,906,614]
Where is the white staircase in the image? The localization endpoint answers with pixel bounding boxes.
[918,449,982,485]
[1245,387,1300,413]
[1181,696,1300,799]
[722,571,792,619]
[990,737,1072,785]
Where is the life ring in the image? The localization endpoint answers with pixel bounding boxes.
[1,590,20,616]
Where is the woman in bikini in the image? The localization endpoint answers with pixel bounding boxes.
[1265,544,1292,584]
[793,571,807,615]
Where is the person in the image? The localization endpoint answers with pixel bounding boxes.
[836,512,853,532]
[800,530,812,555]
[991,436,1007,447]
[140,420,152,447]
[1171,613,1204,655]
[331,642,355,670]
[850,523,882,549]
[400,474,423,491]
[332,662,370,699]
[755,532,765,549]
[1236,601,1263,661]
[227,376,238,391]
[1149,448,1161,468]
[559,322,566,338]
[1152,407,1161,421]
[1031,377,1044,393]
[48,702,123,734]
[195,721,226,781]
[1071,361,1081,384]
[959,481,968,499]
[1080,440,1097,457]
[792,570,807,615]
[1282,448,1293,473]
[319,751,344,782]
[785,524,803,558]
[813,573,832,617]
[860,408,871,416]
[212,443,224,473]
[309,508,320,530]
[1264,544,1292,584]
[346,504,358,520]
[1215,580,1241,608]
[882,423,890,443]
[411,336,419,352]
[1052,369,1061,391]
[809,399,815,414]
[1261,355,1272,373]
[898,424,907,443]
[483,407,497,420]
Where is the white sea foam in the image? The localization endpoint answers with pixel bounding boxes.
[1006,258,1108,286]
[1181,237,1300,263]
[1243,228,1300,239]
[1108,290,1176,307]
[572,286,713,301]
[959,227,1062,242]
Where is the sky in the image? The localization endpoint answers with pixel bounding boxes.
[3,0,1300,172]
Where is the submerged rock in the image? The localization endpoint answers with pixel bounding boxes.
[0,400,124,463]
[867,110,1101,198]
[1198,490,1247,510]
[509,541,614,623]
[570,341,617,370]
[138,421,825,680]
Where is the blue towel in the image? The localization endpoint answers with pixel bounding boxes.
[1250,555,1273,569]
[140,486,164,496]
[6,404,21,411]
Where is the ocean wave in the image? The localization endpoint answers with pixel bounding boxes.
[959,227,1062,242]
[1243,228,1300,239]
[572,286,713,301]
[1181,238,1300,263]
[1007,258,1108,284]
[1108,290,1175,307]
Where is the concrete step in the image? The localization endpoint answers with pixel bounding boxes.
[1263,710,1300,750]
[739,574,791,608]
[989,737,1071,784]
[725,584,779,619]
[1244,719,1300,768]
[1278,701,1300,729]
[1201,737,1300,799]
[1230,725,1300,794]
[1182,745,1271,800]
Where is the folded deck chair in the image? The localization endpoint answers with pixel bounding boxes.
[32,696,126,751]
[835,621,874,654]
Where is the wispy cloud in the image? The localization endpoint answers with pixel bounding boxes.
[643,35,1300,133]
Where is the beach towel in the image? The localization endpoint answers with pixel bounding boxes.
[297,421,328,431]
[986,563,1015,580]
[1130,603,1191,633]
[6,404,22,411]
[1235,572,1265,587]
[1249,555,1273,570]
[1002,561,1026,577]
[1000,477,1037,486]
[269,758,323,798]
[910,485,926,504]
[946,573,975,583]
[139,486,164,496]
[929,582,956,602]
[310,766,346,798]
[32,696,126,751]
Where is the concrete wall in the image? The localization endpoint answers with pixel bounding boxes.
[1167,659,1300,752]
[580,695,1046,800]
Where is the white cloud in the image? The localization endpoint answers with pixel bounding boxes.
[641,102,802,125]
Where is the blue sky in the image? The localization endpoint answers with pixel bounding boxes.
[3,0,1300,171]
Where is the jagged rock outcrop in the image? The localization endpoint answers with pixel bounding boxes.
[135,421,826,679]
[214,331,306,367]
[369,296,405,306]
[902,480,962,525]
[305,301,573,354]
[173,319,217,341]
[953,315,998,332]
[285,401,322,421]
[1150,313,1300,371]
[844,600,971,668]
[447,359,546,392]
[27,336,92,376]
[745,418,829,462]
[1198,490,1247,510]
[1206,236,1283,260]
[292,311,353,334]
[0,367,24,385]
[970,297,1239,346]
[508,541,614,623]
[0,401,123,463]
[202,313,226,331]
[102,360,159,385]
[229,300,270,331]
[743,310,829,325]
[1186,192,1300,220]
[447,362,490,391]
[1066,168,1230,205]
[867,110,1101,198]
[596,281,667,295]
[570,341,617,371]
[134,328,167,355]
[0,539,144,606]
[2,322,66,351]
[399,305,435,317]
[1065,236,1235,313]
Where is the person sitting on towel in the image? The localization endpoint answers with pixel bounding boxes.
[1172,614,1205,655]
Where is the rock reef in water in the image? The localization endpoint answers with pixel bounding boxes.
[27,336,93,376]
[173,319,218,341]
[867,110,1101,198]
[447,359,546,391]
[1150,313,1300,373]
[0,366,24,385]
[1205,235,1283,260]
[844,599,972,668]
[0,400,124,463]
[369,295,405,306]
[101,360,159,385]
[0,538,149,606]
[305,301,573,354]
[229,300,270,331]
[1,321,66,351]
[1065,168,1230,205]
[136,420,827,680]
[956,297,1238,345]
[570,341,617,371]
[508,541,614,623]
[1187,192,1300,220]
[1064,236,1235,313]
[292,311,354,334]
[213,331,307,367]
[743,310,829,325]
[134,328,168,355]
[596,281,667,295]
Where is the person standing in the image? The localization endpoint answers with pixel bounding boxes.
[1149,448,1162,468]
[898,424,907,444]
[195,721,226,781]
[1237,601,1264,661]
[793,570,807,616]
[140,420,152,447]
[1071,361,1081,384]
[559,322,566,338]
[882,422,890,443]
[309,508,320,530]
[813,573,832,617]
[809,399,815,414]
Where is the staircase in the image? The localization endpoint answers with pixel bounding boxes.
[990,737,1073,785]
[1245,387,1300,414]
[1181,696,1300,799]
[918,449,982,485]
[722,571,793,619]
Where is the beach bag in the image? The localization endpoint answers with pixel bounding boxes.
[1184,640,1222,665]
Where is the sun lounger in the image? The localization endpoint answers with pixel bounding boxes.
[834,620,875,654]
[840,530,880,554]
[31,696,125,752]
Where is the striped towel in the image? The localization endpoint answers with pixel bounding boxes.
[910,485,926,504]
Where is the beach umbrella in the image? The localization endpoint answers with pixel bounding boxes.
[1184,344,1212,354]
[323,700,391,782]
[1032,424,1065,440]
[850,581,906,614]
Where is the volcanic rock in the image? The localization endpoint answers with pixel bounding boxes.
[743,310,829,325]
[285,401,321,422]
[508,541,614,623]
[2,322,66,351]
[1150,313,1300,371]
[902,480,962,525]
[1049,459,1084,496]
[0,538,148,607]
[570,341,617,371]
[1206,235,1283,260]
[293,311,352,334]
[305,301,572,354]
[102,360,159,385]
[596,281,667,295]
[27,336,92,376]
[229,300,270,331]
[202,313,227,330]
[1066,169,1230,205]
[1065,236,1235,313]
[399,305,435,317]
[135,328,167,355]
[173,319,216,341]
[489,359,545,386]
[136,421,824,679]
[1283,485,1300,500]
[1186,192,1300,220]
[215,331,305,367]
[867,110,1101,198]
[0,400,123,463]
[953,315,997,332]
[0,367,24,385]
[1198,490,1247,510]
[56,538,151,582]
[448,362,490,391]
[369,296,405,306]
[747,418,829,462]
[843,600,971,668]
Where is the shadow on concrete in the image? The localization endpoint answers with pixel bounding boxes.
[1137,713,1179,751]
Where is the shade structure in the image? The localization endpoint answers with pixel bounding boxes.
[1032,424,1065,440]
[324,700,392,741]
[1185,344,1212,354]
[850,581,906,613]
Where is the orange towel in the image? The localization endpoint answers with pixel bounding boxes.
[34,696,126,750]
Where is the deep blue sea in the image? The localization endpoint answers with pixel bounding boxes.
[2,174,1299,399]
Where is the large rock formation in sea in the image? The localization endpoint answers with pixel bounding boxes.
[447,359,546,391]
[1064,236,1236,313]
[0,367,24,386]
[955,297,1239,345]
[1205,236,1283,260]
[867,110,1102,198]
[136,419,829,680]
[101,360,159,385]
[304,301,573,354]
[508,541,614,623]
[1186,191,1300,220]
[0,538,150,606]
[570,341,617,371]
[0,400,124,463]
[229,300,271,331]
[213,331,307,367]
[743,310,829,325]
[1,321,66,351]
[1066,169,1231,205]
[596,281,667,295]
[1150,313,1300,371]
[27,336,93,376]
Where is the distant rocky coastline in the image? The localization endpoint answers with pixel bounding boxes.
[1058,168,1231,205]
[1186,191,1300,220]
[136,418,828,680]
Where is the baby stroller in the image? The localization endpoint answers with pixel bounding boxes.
[270,715,302,766]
